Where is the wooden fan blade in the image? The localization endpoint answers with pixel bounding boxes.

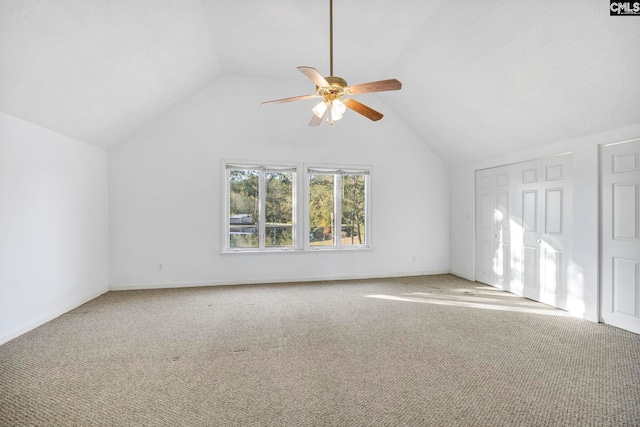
[262,94,319,105]
[298,66,330,88]
[346,79,402,95]
[309,111,325,127]
[343,98,383,121]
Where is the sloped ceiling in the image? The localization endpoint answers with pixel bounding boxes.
[0,0,638,165]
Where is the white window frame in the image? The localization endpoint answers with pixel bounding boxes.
[222,161,372,253]
[223,161,298,252]
[304,164,372,251]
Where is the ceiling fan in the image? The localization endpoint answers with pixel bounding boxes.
[261,0,402,126]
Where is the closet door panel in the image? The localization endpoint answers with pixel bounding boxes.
[476,155,572,310]
[539,154,571,309]
[515,160,542,300]
[494,165,513,289]
[475,169,496,286]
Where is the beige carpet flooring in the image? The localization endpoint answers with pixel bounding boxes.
[1,274,639,426]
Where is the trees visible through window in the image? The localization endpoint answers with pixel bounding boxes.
[224,162,369,252]
[265,171,294,247]
[341,174,367,247]
[308,174,334,246]
[227,165,295,250]
[307,168,369,249]
[229,169,259,248]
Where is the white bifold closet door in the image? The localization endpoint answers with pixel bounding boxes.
[601,139,640,334]
[475,154,572,310]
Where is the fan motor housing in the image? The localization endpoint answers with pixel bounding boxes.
[317,76,348,100]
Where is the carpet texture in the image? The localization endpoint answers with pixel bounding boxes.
[1,274,639,426]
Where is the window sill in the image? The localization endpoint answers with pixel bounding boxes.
[220,246,373,255]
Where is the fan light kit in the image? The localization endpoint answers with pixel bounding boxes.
[262,0,402,126]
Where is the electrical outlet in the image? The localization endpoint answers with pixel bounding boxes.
[157,263,163,271]
[406,256,415,262]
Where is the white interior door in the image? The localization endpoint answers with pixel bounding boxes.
[601,140,640,334]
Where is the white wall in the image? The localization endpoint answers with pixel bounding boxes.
[450,123,640,322]
[0,112,109,345]
[109,74,450,289]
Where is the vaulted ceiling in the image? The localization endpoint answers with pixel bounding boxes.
[1,0,639,165]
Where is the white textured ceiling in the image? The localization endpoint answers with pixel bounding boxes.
[1,0,639,164]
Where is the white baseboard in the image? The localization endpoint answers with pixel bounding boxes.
[109,270,452,291]
[567,311,598,323]
[0,286,109,346]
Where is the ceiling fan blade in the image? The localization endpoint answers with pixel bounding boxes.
[261,94,319,105]
[343,98,383,121]
[346,79,402,95]
[298,66,330,87]
[309,111,325,127]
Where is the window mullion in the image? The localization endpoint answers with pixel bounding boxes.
[258,170,266,248]
[303,171,310,250]
[335,174,342,248]
[292,170,298,249]
[365,175,370,247]
[224,168,231,250]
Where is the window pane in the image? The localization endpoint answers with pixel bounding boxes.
[341,174,366,246]
[229,169,259,248]
[265,171,294,247]
[309,174,335,246]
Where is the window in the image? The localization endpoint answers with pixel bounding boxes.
[223,161,370,252]
[225,163,296,251]
[307,167,370,249]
